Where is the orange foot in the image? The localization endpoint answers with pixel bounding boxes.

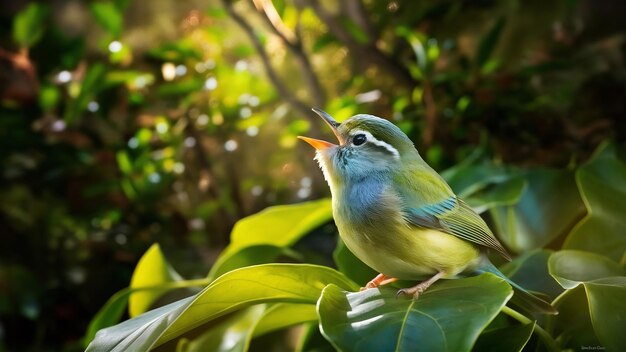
[360,273,398,291]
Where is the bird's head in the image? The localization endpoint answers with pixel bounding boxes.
[298,108,418,188]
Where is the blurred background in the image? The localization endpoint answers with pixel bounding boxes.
[0,0,624,350]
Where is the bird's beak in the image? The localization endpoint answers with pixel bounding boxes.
[297,136,335,150]
[297,108,344,150]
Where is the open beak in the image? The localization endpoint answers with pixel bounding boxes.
[297,136,335,150]
[297,108,343,150]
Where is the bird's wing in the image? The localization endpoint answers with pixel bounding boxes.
[406,197,511,260]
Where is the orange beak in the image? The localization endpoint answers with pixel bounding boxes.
[297,136,336,150]
[297,108,343,150]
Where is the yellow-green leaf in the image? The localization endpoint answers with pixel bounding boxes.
[86,264,357,351]
[208,199,332,280]
[129,244,182,317]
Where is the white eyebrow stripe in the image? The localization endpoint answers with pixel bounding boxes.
[350,129,400,158]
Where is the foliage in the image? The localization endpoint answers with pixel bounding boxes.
[1,0,625,350]
[85,143,626,351]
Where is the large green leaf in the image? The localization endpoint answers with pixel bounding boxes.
[500,249,562,299]
[12,3,50,48]
[549,286,600,349]
[472,322,535,352]
[490,169,585,252]
[548,250,626,351]
[208,199,332,280]
[548,250,623,289]
[87,264,357,351]
[129,244,182,317]
[464,176,526,214]
[208,245,288,281]
[84,279,208,347]
[441,153,510,198]
[317,274,512,352]
[441,154,526,213]
[564,143,626,261]
[252,303,318,338]
[180,305,267,352]
[584,277,626,352]
[87,295,193,352]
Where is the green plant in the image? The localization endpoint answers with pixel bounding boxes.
[85,142,625,351]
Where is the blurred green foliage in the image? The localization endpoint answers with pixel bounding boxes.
[0,0,625,350]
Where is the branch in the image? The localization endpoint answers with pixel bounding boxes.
[222,0,319,128]
[250,0,326,107]
[306,0,416,88]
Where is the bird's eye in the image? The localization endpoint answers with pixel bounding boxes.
[352,134,367,146]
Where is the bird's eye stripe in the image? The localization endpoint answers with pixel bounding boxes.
[349,130,399,158]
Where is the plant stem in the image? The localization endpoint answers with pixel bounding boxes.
[544,289,570,336]
[501,306,559,352]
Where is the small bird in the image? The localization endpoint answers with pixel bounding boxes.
[298,108,556,314]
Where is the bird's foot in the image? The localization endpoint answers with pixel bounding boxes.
[395,284,428,299]
[360,273,398,291]
[395,271,445,300]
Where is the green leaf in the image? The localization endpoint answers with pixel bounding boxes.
[472,322,535,352]
[500,249,562,299]
[441,156,510,199]
[208,245,288,281]
[312,33,337,53]
[90,1,123,37]
[318,274,512,352]
[84,280,208,347]
[465,176,526,213]
[65,63,106,124]
[297,322,336,352]
[129,244,182,317]
[253,303,318,338]
[548,250,625,351]
[548,250,623,290]
[84,288,132,347]
[181,305,267,352]
[564,143,626,261]
[208,199,332,280]
[156,78,204,97]
[584,277,626,352]
[87,264,357,351]
[12,3,50,48]
[550,286,600,349]
[339,17,369,45]
[86,295,193,352]
[490,169,585,253]
[475,17,505,69]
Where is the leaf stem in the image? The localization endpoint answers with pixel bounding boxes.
[544,289,569,336]
[501,306,559,352]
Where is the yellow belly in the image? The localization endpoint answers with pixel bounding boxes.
[338,220,481,280]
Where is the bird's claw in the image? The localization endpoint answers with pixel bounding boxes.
[395,285,426,300]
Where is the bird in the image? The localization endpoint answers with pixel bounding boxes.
[298,108,557,315]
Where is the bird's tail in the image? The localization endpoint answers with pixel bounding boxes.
[477,261,558,315]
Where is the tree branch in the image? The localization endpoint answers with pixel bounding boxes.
[250,0,326,107]
[222,0,319,129]
[306,0,416,88]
